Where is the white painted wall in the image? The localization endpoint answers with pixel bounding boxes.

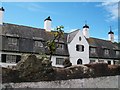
[82,28,89,38]
[0,10,3,25]
[68,30,89,65]
[51,55,68,67]
[108,34,114,42]
[44,20,51,32]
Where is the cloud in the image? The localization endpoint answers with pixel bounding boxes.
[97,1,119,21]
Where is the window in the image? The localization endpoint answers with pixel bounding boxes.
[108,61,111,65]
[116,51,120,56]
[79,37,81,41]
[8,38,18,46]
[57,44,64,49]
[1,54,21,63]
[98,60,104,62]
[113,60,119,65]
[34,41,43,48]
[56,58,64,65]
[6,55,16,63]
[76,45,84,52]
[104,49,109,55]
[90,47,96,54]
[90,60,96,63]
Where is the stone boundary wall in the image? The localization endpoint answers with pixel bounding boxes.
[2,75,120,88]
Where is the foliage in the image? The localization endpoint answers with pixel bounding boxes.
[63,58,72,68]
[46,25,64,60]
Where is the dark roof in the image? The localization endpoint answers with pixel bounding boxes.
[83,24,89,28]
[87,37,120,50]
[67,30,79,43]
[87,37,120,59]
[44,16,52,21]
[0,7,5,11]
[2,23,69,56]
[108,30,114,34]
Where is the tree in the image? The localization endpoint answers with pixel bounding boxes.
[46,25,64,60]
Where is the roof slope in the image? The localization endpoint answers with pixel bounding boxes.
[2,23,69,56]
[67,29,79,43]
[87,37,120,59]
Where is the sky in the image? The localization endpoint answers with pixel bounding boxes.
[1,1,119,42]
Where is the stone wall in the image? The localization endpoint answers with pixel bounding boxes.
[2,75,120,88]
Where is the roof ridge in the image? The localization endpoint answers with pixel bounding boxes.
[3,23,44,30]
[89,37,112,43]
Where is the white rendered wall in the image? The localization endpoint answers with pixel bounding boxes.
[44,20,51,32]
[0,10,3,25]
[108,34,114,42]
[51,55,68,67]
[68,30,89,65]
[82,28,89,38]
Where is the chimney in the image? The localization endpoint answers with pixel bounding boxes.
[82,24,90,38]
[0,7,4,25]
[44,16,52,32]
[108,26,114,42]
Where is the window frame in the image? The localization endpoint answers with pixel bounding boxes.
[6,55,16,63]
[76,44,84,52]
[90,47,96,54]
[104,49,110,55]
[34,40,43,48]
[8,37,18,46]
[56,58,64,65]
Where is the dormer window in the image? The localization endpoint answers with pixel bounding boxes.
[8,37,18,46]
[57,44,64,49]
[104,49,109,55]
[90,47,96,54]
[76,45,84,52]
[34,41,43,48]
[116,50,120,56]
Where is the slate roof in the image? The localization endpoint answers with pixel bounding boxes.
[1,23,69,56]
[67,29,79,43]
[87,37,120,59]
[1,23,120,59]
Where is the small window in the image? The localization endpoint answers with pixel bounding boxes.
[98,60,104,62]
[6,55,16,63]
[104,49,109,55]
[116,51,120,56]
[113,60,119,65]
[90,48,96,54]
[79,37,81,41]
[108,61,111,65]
[8,37,18,46]
[34,41,43,48]
[57,44,64,49]
[76,45,84,52]
[56,58,64,65]
[90,60,95,63]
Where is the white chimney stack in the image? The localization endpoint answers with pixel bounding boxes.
[82,24,89,38]
[108,26,114,42]
[44,16,52,32]
[0,7,4,25]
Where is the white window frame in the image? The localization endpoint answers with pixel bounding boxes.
[34,41,43,48]
[56,58,64,65]
[6,55,16,63]
[90,47,96,54]
[104,49,109,55]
